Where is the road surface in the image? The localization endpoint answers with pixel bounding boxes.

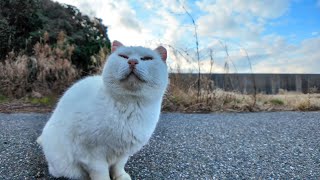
[0,112,320,179]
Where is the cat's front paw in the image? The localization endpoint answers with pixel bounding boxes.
[113,172,131,180]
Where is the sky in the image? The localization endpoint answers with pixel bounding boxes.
[55,0,320,74]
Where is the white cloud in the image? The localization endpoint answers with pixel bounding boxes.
[250,37,320,73]
[196,0,291,19]
[53,0,319,73]
[230,0,290,18]
[54,0,154,46]
[195,0,290,41]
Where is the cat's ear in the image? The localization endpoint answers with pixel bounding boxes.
[112,40,124,53]
[155,46,167,62]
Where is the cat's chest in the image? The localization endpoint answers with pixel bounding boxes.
[96,100,159,145]
[113,101,156,140]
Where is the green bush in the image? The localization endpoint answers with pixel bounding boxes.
[270,99,284,105]
[0,0,110,75]
[28,96,56,106]
[0,94,8,103]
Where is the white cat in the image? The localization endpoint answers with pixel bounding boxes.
[37,40,168,180]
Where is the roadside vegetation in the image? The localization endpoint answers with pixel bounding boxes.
[0,0,109,101]
[0,0,319,113]
[162,75,320,113]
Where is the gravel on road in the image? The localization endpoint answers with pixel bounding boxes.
[0,112,320,179]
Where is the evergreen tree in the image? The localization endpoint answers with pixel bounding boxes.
[0,0,111,74]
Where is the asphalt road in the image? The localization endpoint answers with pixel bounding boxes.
[0,112,319,179]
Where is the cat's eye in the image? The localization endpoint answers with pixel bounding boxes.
[119,54,129,59]
[141,56,153,61]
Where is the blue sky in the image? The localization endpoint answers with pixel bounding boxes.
[56,0,320,73]
[266,0,320,43]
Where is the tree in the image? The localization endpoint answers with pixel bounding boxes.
[0,0,111,75]
[0,0,42,58]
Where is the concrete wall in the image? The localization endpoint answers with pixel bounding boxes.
[170,74,320,94]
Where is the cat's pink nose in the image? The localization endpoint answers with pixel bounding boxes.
[128,59,139,69]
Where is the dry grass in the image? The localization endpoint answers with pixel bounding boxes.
[0,39,319,113]
[162,76,320,112]
[0,31,106,110]
[0,70,319,113]
[258,93,320,111]
[163,75,255,112]
[0,40,78,98]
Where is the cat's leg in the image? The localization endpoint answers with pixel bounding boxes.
[81,159,110,180]
[110,156,131,180]
[41,136,85,179]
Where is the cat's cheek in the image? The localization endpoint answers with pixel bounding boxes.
[150,62,163,76]
[109,61,128,80]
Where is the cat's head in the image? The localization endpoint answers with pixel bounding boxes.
[102,40,168,99]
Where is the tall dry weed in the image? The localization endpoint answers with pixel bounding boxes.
[0,54,29,97]
[163,74,320,112]
[33,41,78,95]
[0,37,78,97]
[163,74,255,112]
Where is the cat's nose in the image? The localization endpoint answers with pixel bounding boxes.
[128,59,139,69]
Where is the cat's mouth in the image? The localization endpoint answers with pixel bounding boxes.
[121,71,146,83]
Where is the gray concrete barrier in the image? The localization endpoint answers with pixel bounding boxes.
[170,73,320,94]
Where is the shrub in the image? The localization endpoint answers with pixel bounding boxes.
[0,0,42,58]
[308,86,319,94]
[162,74,255,112]
[296,100,310,111]
[269,99,284,105]
[0,94,8,103]
[28,96,56,106]
[0,0,111,74]
[0,38,79,98]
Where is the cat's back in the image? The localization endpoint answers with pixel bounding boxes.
[63,75,102,98]
[54,75,104,113]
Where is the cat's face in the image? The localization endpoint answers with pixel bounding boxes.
[102,41,168,99]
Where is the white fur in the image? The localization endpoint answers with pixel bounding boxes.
[37,45,168,180]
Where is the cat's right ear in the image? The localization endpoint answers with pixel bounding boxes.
[155,46,167,63]
[112,40,124,53]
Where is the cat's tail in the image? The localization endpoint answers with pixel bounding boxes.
[36,135,42,145]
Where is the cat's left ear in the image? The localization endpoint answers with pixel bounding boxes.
[112,40,124,53]
[155,46,167,62]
